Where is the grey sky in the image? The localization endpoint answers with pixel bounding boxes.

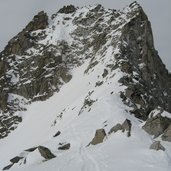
[0,0,170,71]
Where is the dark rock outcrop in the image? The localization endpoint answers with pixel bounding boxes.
[142,115,171,138]
[2,164,13,171]
[109,123,123,134]
[58,143,70,150]
[25,146,38,152]
[90,129,106,145]
[58,5,77,14]
[2,145,56,169]
[122,119,132,137]
[162,124,171,142]
[0,115,22,139]
[0,11,50,139]
[10,156,23,163]
[2,156,23,170]
[27,11,48,31]
[109,119,132,137]
[118,5,171,121]
[38,146,56,160]
[150,141,165,151]
[0,14,71,139]
[4,11,48,56]
[53,131,61,137]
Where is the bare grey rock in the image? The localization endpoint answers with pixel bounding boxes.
[58,143,70,150]
[53,131,61,137]
[79,96,96,115]
[25,147,37,152]
[10,156,23,163]
[122,119,132,137]
[0,115,22,139]
[162,124,171,142]
[109,123,123,134]
[4,11,48,55]
[109,119,132,137]
[142,115,171,138]
[92,32,107,52]
[38,146,56,160]
[3,164,14,170]
[90,129,106,145]
[118,5,171,121]
[125,87,145,107]
[150,141,165,151]
[58,5,77,14]
[102,69,108,78]
[120,61,132,74]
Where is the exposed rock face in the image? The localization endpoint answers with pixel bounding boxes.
[10,156,23,163]
[90,129,106,145]
[109,123,123,134]
[150,141,165,151]
[0,2,170,141]
[0,115,22,139]
[38,146,56,160]
[2,145,56,169]
[25,147,37,152]
[58,5,77,14]
[162,124,171,142]
[0,12,71,138]
[53,131,61,137]
[109,119,132,137]
[2,156,23,170]
[2,164,13,171]
[122,119,132,137]
[0,10,49,114]
[142,115,171,138]
[4,11,48,56]
[58,143,70,150]
[118,4,171,120]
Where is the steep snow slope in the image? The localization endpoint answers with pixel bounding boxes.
[1,58,171,171]
[0,2,171,171]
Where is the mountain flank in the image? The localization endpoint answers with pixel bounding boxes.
[0,2,171,171]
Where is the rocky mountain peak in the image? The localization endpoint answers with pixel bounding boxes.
[0,4,171,170]
[26,10,48,31]
[58,4,77,14]
[128,1,141,8]
[1,11,48,56]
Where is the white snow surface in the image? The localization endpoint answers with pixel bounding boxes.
[0,59,171,171]
[0,4,171,171]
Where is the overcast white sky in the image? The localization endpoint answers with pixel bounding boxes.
[0,0,170,71]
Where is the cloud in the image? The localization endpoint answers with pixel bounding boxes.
[0,0,170,71]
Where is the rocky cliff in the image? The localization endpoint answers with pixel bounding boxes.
[118,4,171,119]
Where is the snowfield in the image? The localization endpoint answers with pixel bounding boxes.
[0,60,171,171]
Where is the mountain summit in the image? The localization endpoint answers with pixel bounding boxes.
[0,2,171,171]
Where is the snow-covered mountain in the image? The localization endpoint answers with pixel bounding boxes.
[0,2,171,171]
